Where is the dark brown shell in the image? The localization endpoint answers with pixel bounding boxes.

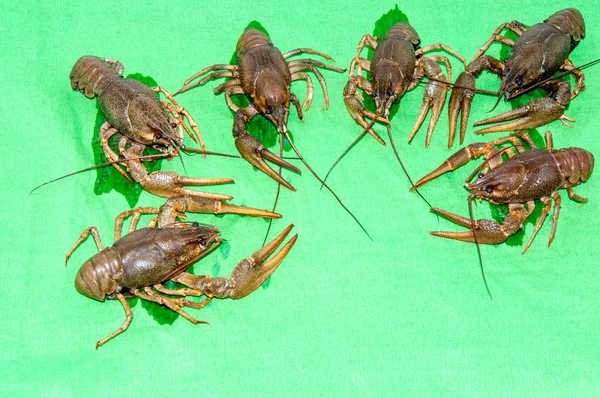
[70,56,123,99]
[384,22,421,47]
[236,29,273,56]
[552,147,595,185]
[545,8,585,43]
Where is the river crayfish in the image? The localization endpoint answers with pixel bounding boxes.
[412,131,594,253]
[448,8,586,147]
[344,21,466,147]
[176,27,371,238]
[177,28,346,191]
[70,55,279,218]
[66,210,297,349]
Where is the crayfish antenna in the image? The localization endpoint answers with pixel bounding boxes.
[282,128,372,240]
[262,139,284,246]
[421,75,499,96]
[181,147,241,159]
[468,195,492,299]
[179,151,188,175]
[320,109,385,190]
[320,130,369,191]
[30,153,169,195]
[31,147,248,196]
[386,124,433,210]
[488,93,503,113]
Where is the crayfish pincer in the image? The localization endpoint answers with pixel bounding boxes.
[411,131,594,253]
[448,8,586,147]
[66,220,297,349]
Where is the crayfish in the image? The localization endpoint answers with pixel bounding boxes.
[176,28,345,191]
[69,56,277,219]
[412,131,594,254]
[322,20,465,199]
[344,21,465,147]
[448,8,586,147]
[177,27,370,238]
[66,203,297,349]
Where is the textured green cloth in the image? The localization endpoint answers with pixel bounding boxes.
[2,1,599,396]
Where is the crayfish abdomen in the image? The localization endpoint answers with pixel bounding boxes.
[553,147,595,185]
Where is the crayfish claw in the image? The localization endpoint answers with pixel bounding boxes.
[409,71,448,147]
[139,170,234,201]
[229,224,297,299]
[155,195,281,226]
[411,143,489,190]
[250,224,295,265]
[430,207,512,245]
[430,207,474,227]
[234,132,300,191]
[448,71,476,148]
[473,98,566,134]
[172,225,297,301]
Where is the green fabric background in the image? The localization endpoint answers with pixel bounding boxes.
[2,1,599,396]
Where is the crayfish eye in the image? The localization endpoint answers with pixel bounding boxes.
[170,122,177,128]
[200,239,207,246]
[478,173,484,179]
[516,77,523,86]
[386,88,395,97]
[265,106,273,115]
[371,92,377,98]
[154,132,162,140]
[500,71,506,77]
[192,222,199,227]
[485,187,493,194]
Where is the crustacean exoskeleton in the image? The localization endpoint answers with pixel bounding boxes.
[321,21,466,195]
[70,56,278,219]
[176,28,346,191]
[344,22,466,148]
[411,131,594,254]
[176,28,370,238]
[448,8,586,147]
[66,208,297,349]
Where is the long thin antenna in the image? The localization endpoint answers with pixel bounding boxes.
[421,76,499,96]
[320,109,384,190]
[488,94,503,113]
[468,195,492,299]
[320,130,369,191]
[181,148,243,159]
[386,124,432,209]
[263,139,284,246]
[283,129,372,240]
[30,153,168,195]
[179,150,188,175]
[181,147,300,161]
